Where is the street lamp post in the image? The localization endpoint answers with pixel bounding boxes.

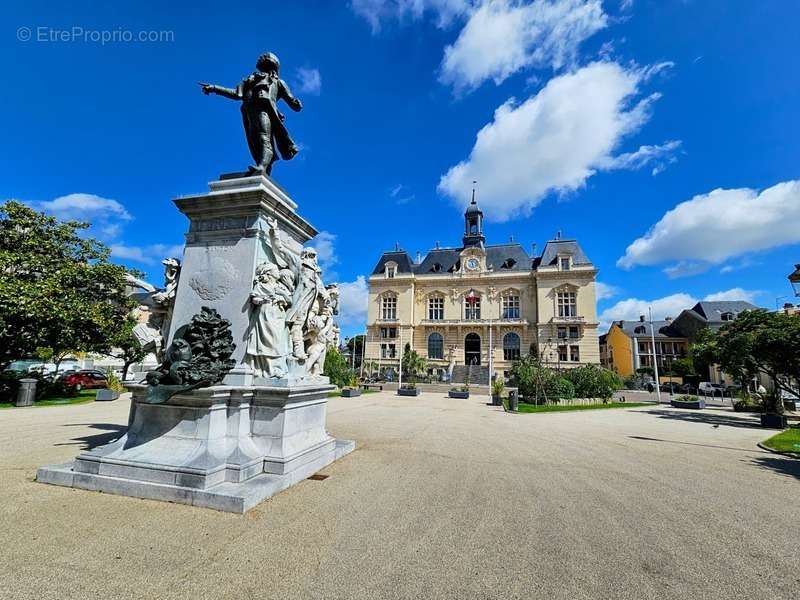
[789,264,800,297]
[647,308,662,404]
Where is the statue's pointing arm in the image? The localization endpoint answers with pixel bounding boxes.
[267,217,291,269]
[200,82,242,101]
[278,79,303,112]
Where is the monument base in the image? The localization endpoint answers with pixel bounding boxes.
[36,384,355,513]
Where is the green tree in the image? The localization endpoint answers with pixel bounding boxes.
[563,364,622,400]
[401,343,427,383]
[323,346,352,388]
[510,355,559,404]
[698,310,800,414]
[0,202,135,371]
[105,316,148,381]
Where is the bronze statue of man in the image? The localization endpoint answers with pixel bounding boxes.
[201,52,303,175]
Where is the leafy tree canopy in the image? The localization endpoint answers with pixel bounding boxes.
[0,201,135,370]
[696,309,800,412]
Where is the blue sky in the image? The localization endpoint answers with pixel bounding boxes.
[2,0,799,338]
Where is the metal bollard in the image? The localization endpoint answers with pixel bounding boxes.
[508,390,519,412]
[15,378,37,407]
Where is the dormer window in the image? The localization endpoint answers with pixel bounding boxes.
[385,262,397,279]
[501,258,517,269]
[559,256,571,271]
[721,311,734,321]
[430,263,443,273]
[634,326,646,334]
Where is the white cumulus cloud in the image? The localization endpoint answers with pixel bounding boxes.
[110,243,184,265]
[295,67,322,95]
[595,281,621,301]
[618,180,800,273]
[703,288,762,304]
[350,0,469,32]
[438,61,676,221]
[439,0,607,93]
[335,275,369,329]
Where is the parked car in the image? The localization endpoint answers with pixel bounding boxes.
[62,370,108,391]
[698,382,725,396]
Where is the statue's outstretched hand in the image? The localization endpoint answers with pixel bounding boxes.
[266,216,278,233]
[198,82,214,95]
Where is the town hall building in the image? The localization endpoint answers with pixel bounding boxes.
[364,197,600,382]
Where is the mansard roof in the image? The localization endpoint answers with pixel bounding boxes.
[371,250,414,275]
[539,239,592,266]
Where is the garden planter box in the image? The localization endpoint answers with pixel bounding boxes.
[449,390,470,399]
[670,398,705,410]
[397,387,420,397]
[761,413,788,429]
[491,394,502,406]
[340,388,361,398]
[95,389,120,402]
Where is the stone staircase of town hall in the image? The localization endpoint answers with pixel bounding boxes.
[450,365,490,386]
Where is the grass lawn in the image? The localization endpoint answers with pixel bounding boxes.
[328,389,379,398]
[0,389,97,409]
[761,426,800,455]
[512,401,652,413]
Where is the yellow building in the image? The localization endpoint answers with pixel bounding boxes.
[365,198,600,382]
[601,318,688,380]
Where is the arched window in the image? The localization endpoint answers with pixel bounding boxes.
[503,332,521,361]
[428,332,444,360]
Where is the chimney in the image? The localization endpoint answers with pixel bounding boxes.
[665,316,673,323]
[531,243,537,256]
[639,315,645,322]
[415,251,422,264]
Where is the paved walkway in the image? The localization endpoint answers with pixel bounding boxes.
[0,392,797,599]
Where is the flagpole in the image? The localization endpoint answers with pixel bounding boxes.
[649,307,662,403]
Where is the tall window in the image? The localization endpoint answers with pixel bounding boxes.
[502,294,520,319]
[557,291,577,317]
[381,295,397,320]
[559,257,571,271]
[570,345,580,362]
[428,296,444,320]
[428,332,444,359]
[380,327,397,339]
[381,343,397,359]
[503,332,521,361]
[558,346,568,362]
[568,326,579,339]
[464,296,481,320]
[557,326,567,339]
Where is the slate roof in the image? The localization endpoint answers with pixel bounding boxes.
[412,243,532,275]
[539,239,591,266]
[370,251,414,275]
[615,320,684,339]
[690,301,758,322]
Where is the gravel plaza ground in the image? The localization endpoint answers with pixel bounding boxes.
[1,390,797,600]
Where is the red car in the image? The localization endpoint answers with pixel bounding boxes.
[62,370,108,391]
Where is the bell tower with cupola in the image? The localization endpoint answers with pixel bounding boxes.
[463,187,485,248]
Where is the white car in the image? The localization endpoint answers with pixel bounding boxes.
[698,382,725,396]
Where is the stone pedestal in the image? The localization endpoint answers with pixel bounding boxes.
[38,384,354,513]
[169,174,319,387]
[36,175,355,512]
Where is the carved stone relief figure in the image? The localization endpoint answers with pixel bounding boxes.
[245,261,292,379]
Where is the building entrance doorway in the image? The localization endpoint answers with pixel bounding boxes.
[465,333,481,366]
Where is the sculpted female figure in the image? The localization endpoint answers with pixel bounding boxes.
[246,261,292,379]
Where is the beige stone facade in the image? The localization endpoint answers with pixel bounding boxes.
[364,200,600,380]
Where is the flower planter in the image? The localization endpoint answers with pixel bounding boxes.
[95,389,120,402]
[397,387,420,397]
[670,398,705,410]
[449,390,469,399]
[760,413,788,429]
[491,394,502,406]
[341,388,361,398]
